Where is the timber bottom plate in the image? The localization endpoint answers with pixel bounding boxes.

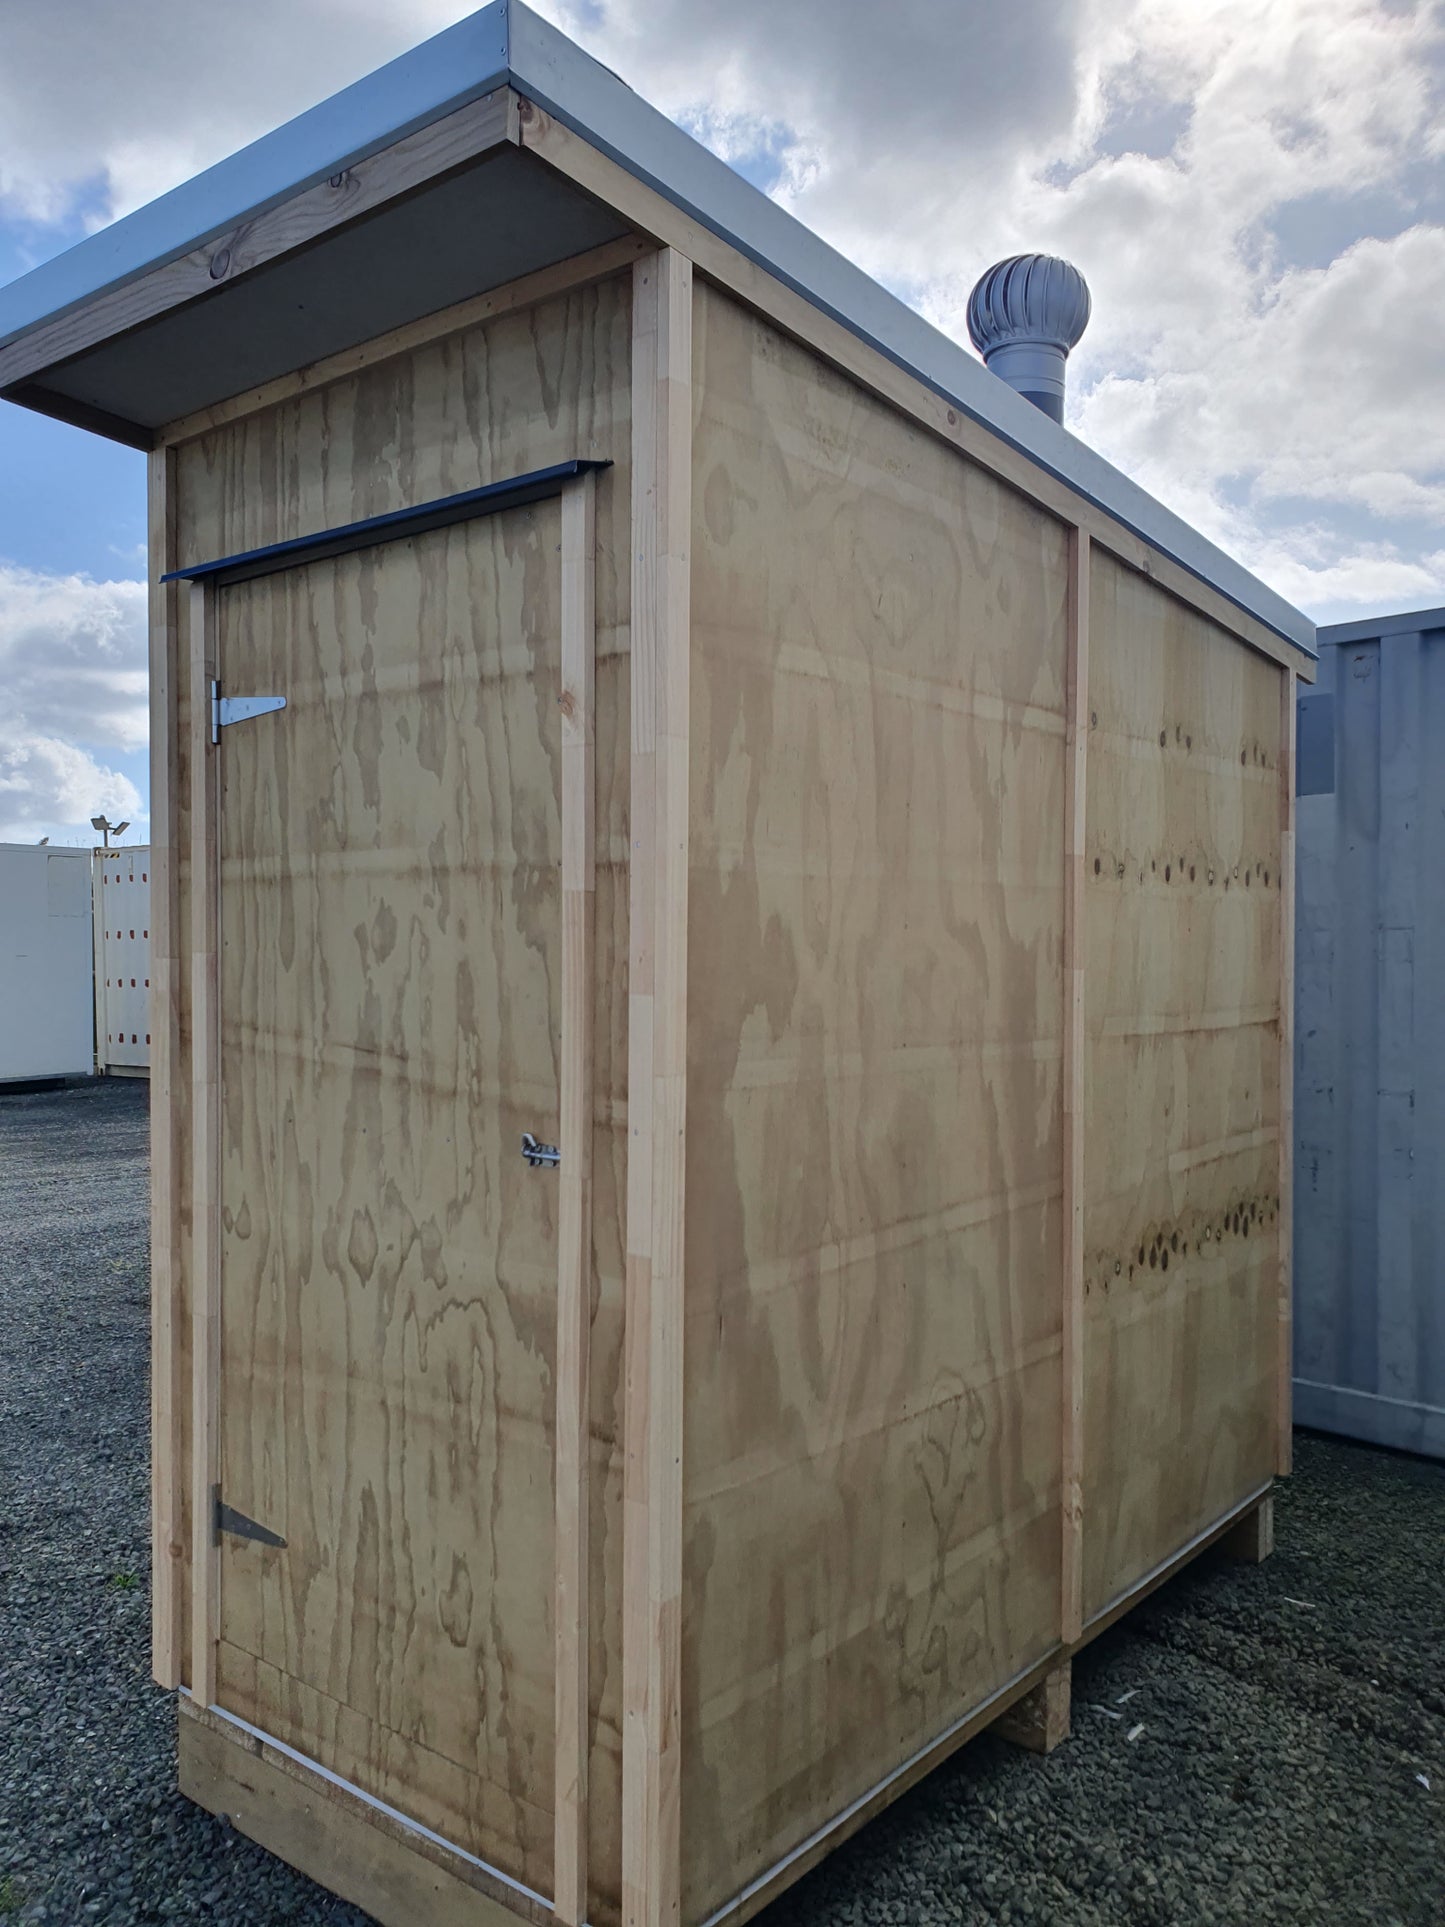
[177,1488,1274,1927]
[177,1701,548,1927]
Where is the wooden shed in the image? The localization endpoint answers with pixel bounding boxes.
[0,7,1317,1923]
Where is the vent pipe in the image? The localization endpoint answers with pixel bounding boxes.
[966,254,1091,424]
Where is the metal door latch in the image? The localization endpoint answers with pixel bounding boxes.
[211,679,287,744]
[521,1132,561,1168]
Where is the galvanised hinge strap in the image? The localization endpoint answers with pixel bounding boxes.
[210,680,286,745]
[214,1486,287,1548]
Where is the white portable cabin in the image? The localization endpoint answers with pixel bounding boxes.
[0,844,95,1083]
[93,845,153,1074]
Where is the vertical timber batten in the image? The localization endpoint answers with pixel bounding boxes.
[1061,528,1090,1646]
[188,579,221,1709]
[1278,666,1296,1477]
[555,471,597,1926]
[623,247,692,1927]
[149,446,181,1689]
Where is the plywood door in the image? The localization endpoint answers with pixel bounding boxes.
[211,505,564,1896]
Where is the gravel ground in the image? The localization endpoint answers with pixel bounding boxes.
[1,1078,1440,1925]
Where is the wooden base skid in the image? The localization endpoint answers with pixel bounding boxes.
[177,1489,1277,1927]
[177,1701,544,1927]
[1219,1493,1275,1564]
[986,1496,1277,1763]
[990,1659,1072,1756]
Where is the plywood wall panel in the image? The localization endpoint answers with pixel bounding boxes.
[1082,551,1284,1621]
[171,277,632,1924]
[682,285,1069,1919]
[175,281,632,567]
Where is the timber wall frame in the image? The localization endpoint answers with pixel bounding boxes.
[143,113,1312,1927]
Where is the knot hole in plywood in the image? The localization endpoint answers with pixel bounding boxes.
[1085,1191,1283,1299]
[1087,846,1279,890]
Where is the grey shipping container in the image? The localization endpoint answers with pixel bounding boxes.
[1295,605,1445,1458]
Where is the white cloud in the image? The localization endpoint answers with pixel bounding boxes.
[0,566,148,749]
[0,1,473,223]
[0,566,148,842]
[0,0,1443,625]
[535,0,1445,617]
[0,733,142,845]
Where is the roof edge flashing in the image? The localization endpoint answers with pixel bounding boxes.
[0,2,513,356]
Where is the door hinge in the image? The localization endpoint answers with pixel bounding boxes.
[214,1486,287,1548]
[211,679,287,745]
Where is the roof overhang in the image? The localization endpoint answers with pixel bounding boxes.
[0,0,1315,661]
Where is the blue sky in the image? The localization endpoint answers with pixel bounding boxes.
[1,195,147,846]
[0,196,147,581]
[1,0,1442,846]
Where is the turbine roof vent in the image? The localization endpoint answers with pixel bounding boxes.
[966,253,1091,424]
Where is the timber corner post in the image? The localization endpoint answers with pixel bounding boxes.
[1278,663,1297,1480]
[188,576,222,1713]
[147,442,184,1692]
[1061,524,1090,1651]
[555,465,599,1926]
[623,245,693,1927]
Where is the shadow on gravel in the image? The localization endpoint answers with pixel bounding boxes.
[0,1080,1440,1925]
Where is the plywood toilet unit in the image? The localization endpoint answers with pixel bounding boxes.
[0,7,1317,1923]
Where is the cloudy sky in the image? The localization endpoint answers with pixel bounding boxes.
[0,0,1442,844]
